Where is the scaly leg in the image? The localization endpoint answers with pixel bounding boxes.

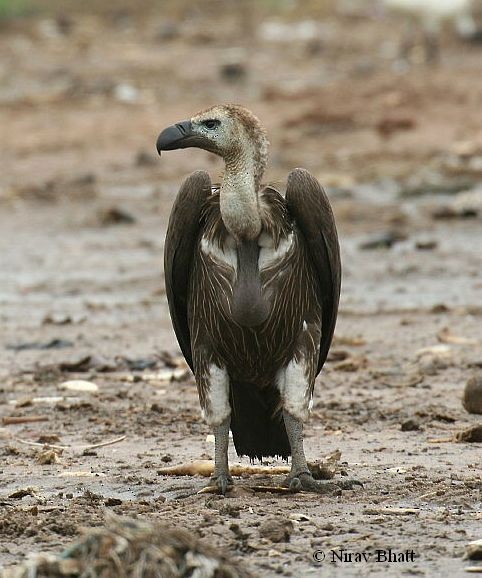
[210,416,233,494]
[283,410,362,494]
[200,364,232,494]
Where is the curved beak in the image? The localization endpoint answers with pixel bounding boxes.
[156,120,194,155]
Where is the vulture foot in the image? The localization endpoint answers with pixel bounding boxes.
[285,472,363,494]
[209,473,233,495]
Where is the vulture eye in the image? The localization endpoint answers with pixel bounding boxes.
[202,119,220,130]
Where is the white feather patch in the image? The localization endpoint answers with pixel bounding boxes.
[258,232,294,270]
[276,359,311,421]
[201,236,237,270]
[204,364,231,426]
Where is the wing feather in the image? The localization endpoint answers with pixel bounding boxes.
[285,168,341,375]
[163,170,212,371]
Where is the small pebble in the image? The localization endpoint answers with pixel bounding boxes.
[259,518,293,543]
[416,239,437,250]
[455,424,482,443]
[359,231,406,250]
[401,419,420,432]
[464,538,482,560]
[99,207,136,225]
[463,376,482,415]
[59,380,98,393]
[220,61,247,82]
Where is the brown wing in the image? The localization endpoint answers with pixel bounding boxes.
[285,168,341,375]
[164,170,212,372]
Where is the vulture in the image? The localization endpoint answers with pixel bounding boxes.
[157,105,343,494]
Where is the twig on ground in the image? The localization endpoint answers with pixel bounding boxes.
[14,435,126,452]
[158,451,341,479]
[3,416,49,425]
[364,507,420,515]
[197,484,294,495]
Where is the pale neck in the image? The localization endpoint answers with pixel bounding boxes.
[219,152,263,241]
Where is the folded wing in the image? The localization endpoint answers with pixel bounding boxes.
[164,170,212,371]
[285,168,341,374]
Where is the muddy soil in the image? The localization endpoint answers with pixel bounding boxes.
[1,2,481,577]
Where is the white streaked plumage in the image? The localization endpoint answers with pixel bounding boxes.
[204,363,230,426]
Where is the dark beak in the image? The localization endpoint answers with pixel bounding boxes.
[156,120,194,155]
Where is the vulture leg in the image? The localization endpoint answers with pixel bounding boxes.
[283,411,362,494]
[210,417,233,494]
[283,410,311,479]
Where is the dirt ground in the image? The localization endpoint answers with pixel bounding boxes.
[1,1,481,576]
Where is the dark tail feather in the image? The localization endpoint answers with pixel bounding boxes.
[229,381,291,460]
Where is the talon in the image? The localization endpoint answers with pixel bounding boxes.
[210,473,233,495]
[283,472,363,495]
[288,477,302,492]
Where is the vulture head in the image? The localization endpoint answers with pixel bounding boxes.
[156,104,269,188]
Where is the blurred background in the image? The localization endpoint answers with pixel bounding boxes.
[2,0,481,354]
[1,2,482,574]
